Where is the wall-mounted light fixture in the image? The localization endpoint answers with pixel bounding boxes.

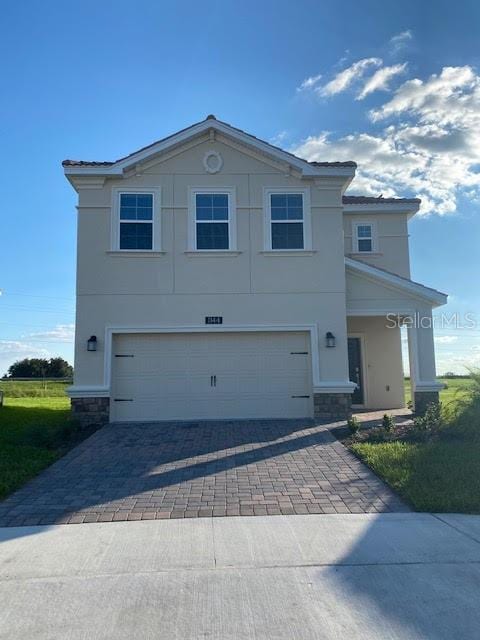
[87,335,97,352]
[325,332,336,348]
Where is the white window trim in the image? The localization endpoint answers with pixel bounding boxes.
[352,220,378,254]
[111,188,161,252]
[263,188,312,252]
[188,187,237,252]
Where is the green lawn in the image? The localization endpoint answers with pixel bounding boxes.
[0,394,89,500]
[0,379,70,398]
[352,375,480,513]
[352,439,480,512]
[1,377,477,510]
[403,376,470,406]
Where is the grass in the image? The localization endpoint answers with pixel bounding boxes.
[1,376,477,509]
[403,376,471,406]
[351,373,480,513]
[352,440,480,512]
[0,379,70,398]
[0,392,97,500]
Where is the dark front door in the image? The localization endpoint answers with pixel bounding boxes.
[348,337,364,405]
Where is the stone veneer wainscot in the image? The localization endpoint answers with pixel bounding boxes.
[313,393,352,421]
[71,397,109,426]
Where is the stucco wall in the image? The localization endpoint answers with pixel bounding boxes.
[343,212,411,278]
[347,316,405,409]
[73,138,351,392]
[346,272,419,315]
[73,293,350,389]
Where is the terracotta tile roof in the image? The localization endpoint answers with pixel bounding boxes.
[62,115,357,169]
[343,195,420,205]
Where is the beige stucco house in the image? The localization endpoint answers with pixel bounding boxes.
[63,116,447,425]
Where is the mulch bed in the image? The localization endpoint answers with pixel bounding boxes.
[330,416,415,447]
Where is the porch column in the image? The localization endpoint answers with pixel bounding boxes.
[407,309,443,414]
[313,316,356,422]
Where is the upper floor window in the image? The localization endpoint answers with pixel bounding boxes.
[119,194,153,250]
[353,222,376,253]
[111,189,160,252]
[196,193,229,250]
[264,189,312,251]
[271,194,304,249]
[188,188,237,251]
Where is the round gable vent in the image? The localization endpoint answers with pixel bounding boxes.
[203,150,223,174]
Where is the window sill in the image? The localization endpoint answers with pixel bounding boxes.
[184,250,242,257]
[106,250,166,257]
[348,252,383,257]
[260,250,316,257]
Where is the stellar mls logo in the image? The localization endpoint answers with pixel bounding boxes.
[386,312,477,330]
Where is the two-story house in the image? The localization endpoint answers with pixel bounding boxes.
[63,116,447,425]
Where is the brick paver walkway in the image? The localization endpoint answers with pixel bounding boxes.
[0,420,409,526]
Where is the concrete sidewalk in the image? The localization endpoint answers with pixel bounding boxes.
[1,513,480,639]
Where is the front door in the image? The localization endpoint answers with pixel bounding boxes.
[348,337,364,405]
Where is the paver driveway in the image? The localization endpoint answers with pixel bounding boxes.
[0,419,408,526]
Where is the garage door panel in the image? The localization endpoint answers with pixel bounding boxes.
[111,332,312,422]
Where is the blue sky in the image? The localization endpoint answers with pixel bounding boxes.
[1,0,479,375]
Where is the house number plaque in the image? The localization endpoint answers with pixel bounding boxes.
[205,316,223,325]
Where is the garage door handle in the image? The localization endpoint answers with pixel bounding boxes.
[290,352,309,355]
[113,398,133,402]
[291,395,310,398]
[115,355,134,358]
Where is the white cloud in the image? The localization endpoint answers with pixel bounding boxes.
[435,336,459,344]
[402,342,480,375]
[24,324,75,343]
[356,63,407,100]
[0,340,51,377]
[296,73,322,92]
[390,30,413,54]
[0,341,50,357]
[370,66,477,122]
[318,58,382,97]
[0,325,75,376]
[450,353,480,372]
[299,57,405,101]
[270,130,288,147]
[292,65,480,214]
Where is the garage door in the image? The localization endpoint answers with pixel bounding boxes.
[110,332,312,422]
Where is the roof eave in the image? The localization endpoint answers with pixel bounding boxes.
[63,164,356,178]
[62,118,356,182]
[343,202,420,217]
[64,165,122,176]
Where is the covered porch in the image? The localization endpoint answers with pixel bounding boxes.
[345,258,448,413]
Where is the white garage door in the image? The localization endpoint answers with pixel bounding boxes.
[110,332,312,422]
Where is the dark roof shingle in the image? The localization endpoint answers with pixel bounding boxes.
[62,160,114,167]
[343,195,420,205]
[310,161,357,168]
